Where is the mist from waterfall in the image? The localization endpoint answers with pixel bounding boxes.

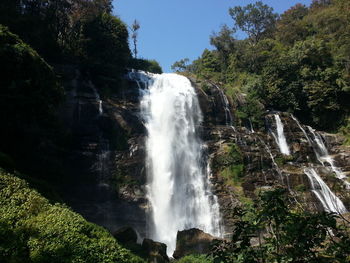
[304,168,347,213]
[272,114,290,155]
[139,73,222,256]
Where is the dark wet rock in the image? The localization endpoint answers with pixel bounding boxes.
[57,70,349,248]
[142,238,169,263]
[173,228,218,259]
[113,226,138,244]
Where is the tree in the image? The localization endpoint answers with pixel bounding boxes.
[83,13,131,79]
[210,25,236,67]
[211,188,350,263]
[275,4,309,45]
[197,49,221,80]
[131,19,140,58]
[229,1,278,44]
[171,58,189,72]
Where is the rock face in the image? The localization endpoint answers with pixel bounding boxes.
[57,68,148,237]
[173,228,217,259]
[113,226,138,244]
[57,68,349,248]
[190,79,350,236]
[142,238,169,263]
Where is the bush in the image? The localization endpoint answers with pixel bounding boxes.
[82,13,131,80]
[176,254,213,263]
[0,25,65,178]
[0,169,145,263]
[129,58,163,74]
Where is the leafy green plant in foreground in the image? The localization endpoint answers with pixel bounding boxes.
[211,188,350,263]
[0,169,144,263]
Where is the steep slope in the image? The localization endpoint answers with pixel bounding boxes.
[0,169,144,263]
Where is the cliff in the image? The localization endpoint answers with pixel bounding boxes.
[56,69,350,240]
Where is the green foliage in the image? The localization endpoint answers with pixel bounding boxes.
[0,0,113,61]
[339,118,350,145]
[229,1,278,44]
[83,13,131,80]
[190,0,350,132]
[274,155,294,166]
[131,19,141,58]
[210,25,235,69]
[295,184,307,192]
[0,25,66,177]
[130,58,163,74]
[196,49,222,81]
[175,254,213,263]
[171,58,190,72]
[215,143,244,188]
[0,169,145,263]
[211,188,350,263]
[275,4,309,45]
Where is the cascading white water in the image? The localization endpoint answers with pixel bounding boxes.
[304,168,347,213]
[260,139,287,185]
[139,73,221,256]
[98,100,103,115]
[291,115,312,145]
[214,85,235,130]
[307,127,350,189]
[249,119,255,133]
[272,114,290,155]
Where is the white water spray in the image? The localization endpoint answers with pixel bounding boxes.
[304,168,347,213]
[272,114,290,155]
[140,73,222,255]
[307,127,350,189]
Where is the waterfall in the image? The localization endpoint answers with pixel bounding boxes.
[249,119,255,133]
[304,168,347,213]
[261,139,287,185]
[139,72,222,255]
[291,114,312,144]
[98,100,103,115]
[307,127,350,189]
[214,85,234,129]
[272,114,290,155]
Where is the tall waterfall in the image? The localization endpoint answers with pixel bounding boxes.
[272,114,290,155]
[140,73,221,255]
[304,168,347,213]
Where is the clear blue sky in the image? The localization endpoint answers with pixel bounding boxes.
[113,0,312,72]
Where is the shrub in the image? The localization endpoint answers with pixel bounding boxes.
[0,169,145,263]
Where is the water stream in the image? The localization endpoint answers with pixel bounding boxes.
[302,126,350,190]
[138,72,222,255]
[214,85,235,130]
[272,114,290,155]
[304,168,347,213]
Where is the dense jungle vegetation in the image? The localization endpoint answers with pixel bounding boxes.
[0,1,159,262]
[0,0,349,262]
[174,0,350,136]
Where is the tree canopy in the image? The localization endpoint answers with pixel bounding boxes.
[181,0,350,131]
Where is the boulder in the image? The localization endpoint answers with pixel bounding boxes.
[142,238,169,263]
[113,226,138,244]
[173,228,217,259]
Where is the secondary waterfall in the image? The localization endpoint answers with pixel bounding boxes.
[140,73,221,255]
[272,114,290,155]
[304,168,347,213]
[214,85,234,128]
[307,127,350,189]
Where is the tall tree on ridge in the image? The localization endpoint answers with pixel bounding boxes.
[229,1,278,44]
[131,19,140,58]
